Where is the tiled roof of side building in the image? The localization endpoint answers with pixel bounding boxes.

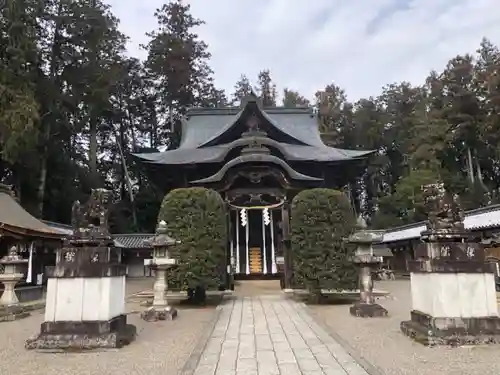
[382,204,500,243]
[0,188,65,238]
[41,222,154,249]
[113,234,154,249]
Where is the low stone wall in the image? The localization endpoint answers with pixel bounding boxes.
[0,285,45,303]
[0,286,46,322]
[0,301,45,322]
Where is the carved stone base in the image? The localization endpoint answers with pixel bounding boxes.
[25,315,136,351]
[400,310,500,346]
[0,305,30,322]
[349,302,388,318]
[141,306,178,322]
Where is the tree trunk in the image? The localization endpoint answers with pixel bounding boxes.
[89,115,98,186]
[36,0,64,217]
[36,137,48,217]
[467,147,475,183]
[474,149,487,190]
[88,0,99,188]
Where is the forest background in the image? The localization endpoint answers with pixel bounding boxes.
[1,0,500,232]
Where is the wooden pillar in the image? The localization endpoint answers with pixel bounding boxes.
[270,210,277,274]
[262,208,267,274]
[281,202,292,289]
[225,202,232,289]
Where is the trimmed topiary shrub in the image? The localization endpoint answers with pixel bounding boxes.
[291,188,357,302]
[157,187,227,302]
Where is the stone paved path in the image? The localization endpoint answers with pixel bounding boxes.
[193,296,371,375]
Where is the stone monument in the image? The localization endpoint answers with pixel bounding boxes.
[25,189,136,350]
[348,216,388,318]
[401,182,500,346]
[141,220,179,322]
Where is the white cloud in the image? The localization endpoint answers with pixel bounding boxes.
[104,0,500,102]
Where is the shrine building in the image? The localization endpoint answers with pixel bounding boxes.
[133,94,374,287]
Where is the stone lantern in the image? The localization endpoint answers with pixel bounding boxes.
[348,217,388,318]
[141,220,180,321]
[0,246,28,306]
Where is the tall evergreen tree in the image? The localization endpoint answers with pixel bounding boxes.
[143,0,217,149]
[257,69,277,107]
[282,88,310,107]
[232,74,252,105]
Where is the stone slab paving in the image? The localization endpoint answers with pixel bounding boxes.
[193,296,370,375]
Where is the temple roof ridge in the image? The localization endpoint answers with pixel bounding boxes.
[186,106,314,117]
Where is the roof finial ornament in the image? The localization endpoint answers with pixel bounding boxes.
[246,114,259,132]
[249,86,259,99]
[240,86,261,108]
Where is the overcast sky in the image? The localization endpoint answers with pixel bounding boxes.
[104,0,500,102]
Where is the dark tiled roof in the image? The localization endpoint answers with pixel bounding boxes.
[135,143,372,165]
[182,106,323,148]
[0,189,64,238]
[42,221,155,249]
[113,234,154,249]
[382,204,500,243]
[133,105,374,165]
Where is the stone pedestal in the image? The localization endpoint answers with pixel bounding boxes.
[26,264,136,351]
[25,188,136,350]
[349,259,388,318]
[401,260,500,346]
[141,260,178,321]
[0,274,23,306]
[140,221,179,322]
[348,226,388,318]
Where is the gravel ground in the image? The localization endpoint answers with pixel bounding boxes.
[0,279,218,375]
[308,279,500,375]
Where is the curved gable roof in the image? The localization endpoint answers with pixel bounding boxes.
[0,189,65,238]
[179,105,324,149]
[190,154,323,184]
[135,139,374,165]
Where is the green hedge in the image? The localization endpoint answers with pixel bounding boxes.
[157,187,227,292]
[291,188,357,299]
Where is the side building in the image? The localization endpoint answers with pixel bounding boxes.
[42,222,154,278]
[381,204,500,273]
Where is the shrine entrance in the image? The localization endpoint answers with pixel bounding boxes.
[229,205,283,278]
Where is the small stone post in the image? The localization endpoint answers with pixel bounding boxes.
[348,218,388,318]
[141,221,179,322]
